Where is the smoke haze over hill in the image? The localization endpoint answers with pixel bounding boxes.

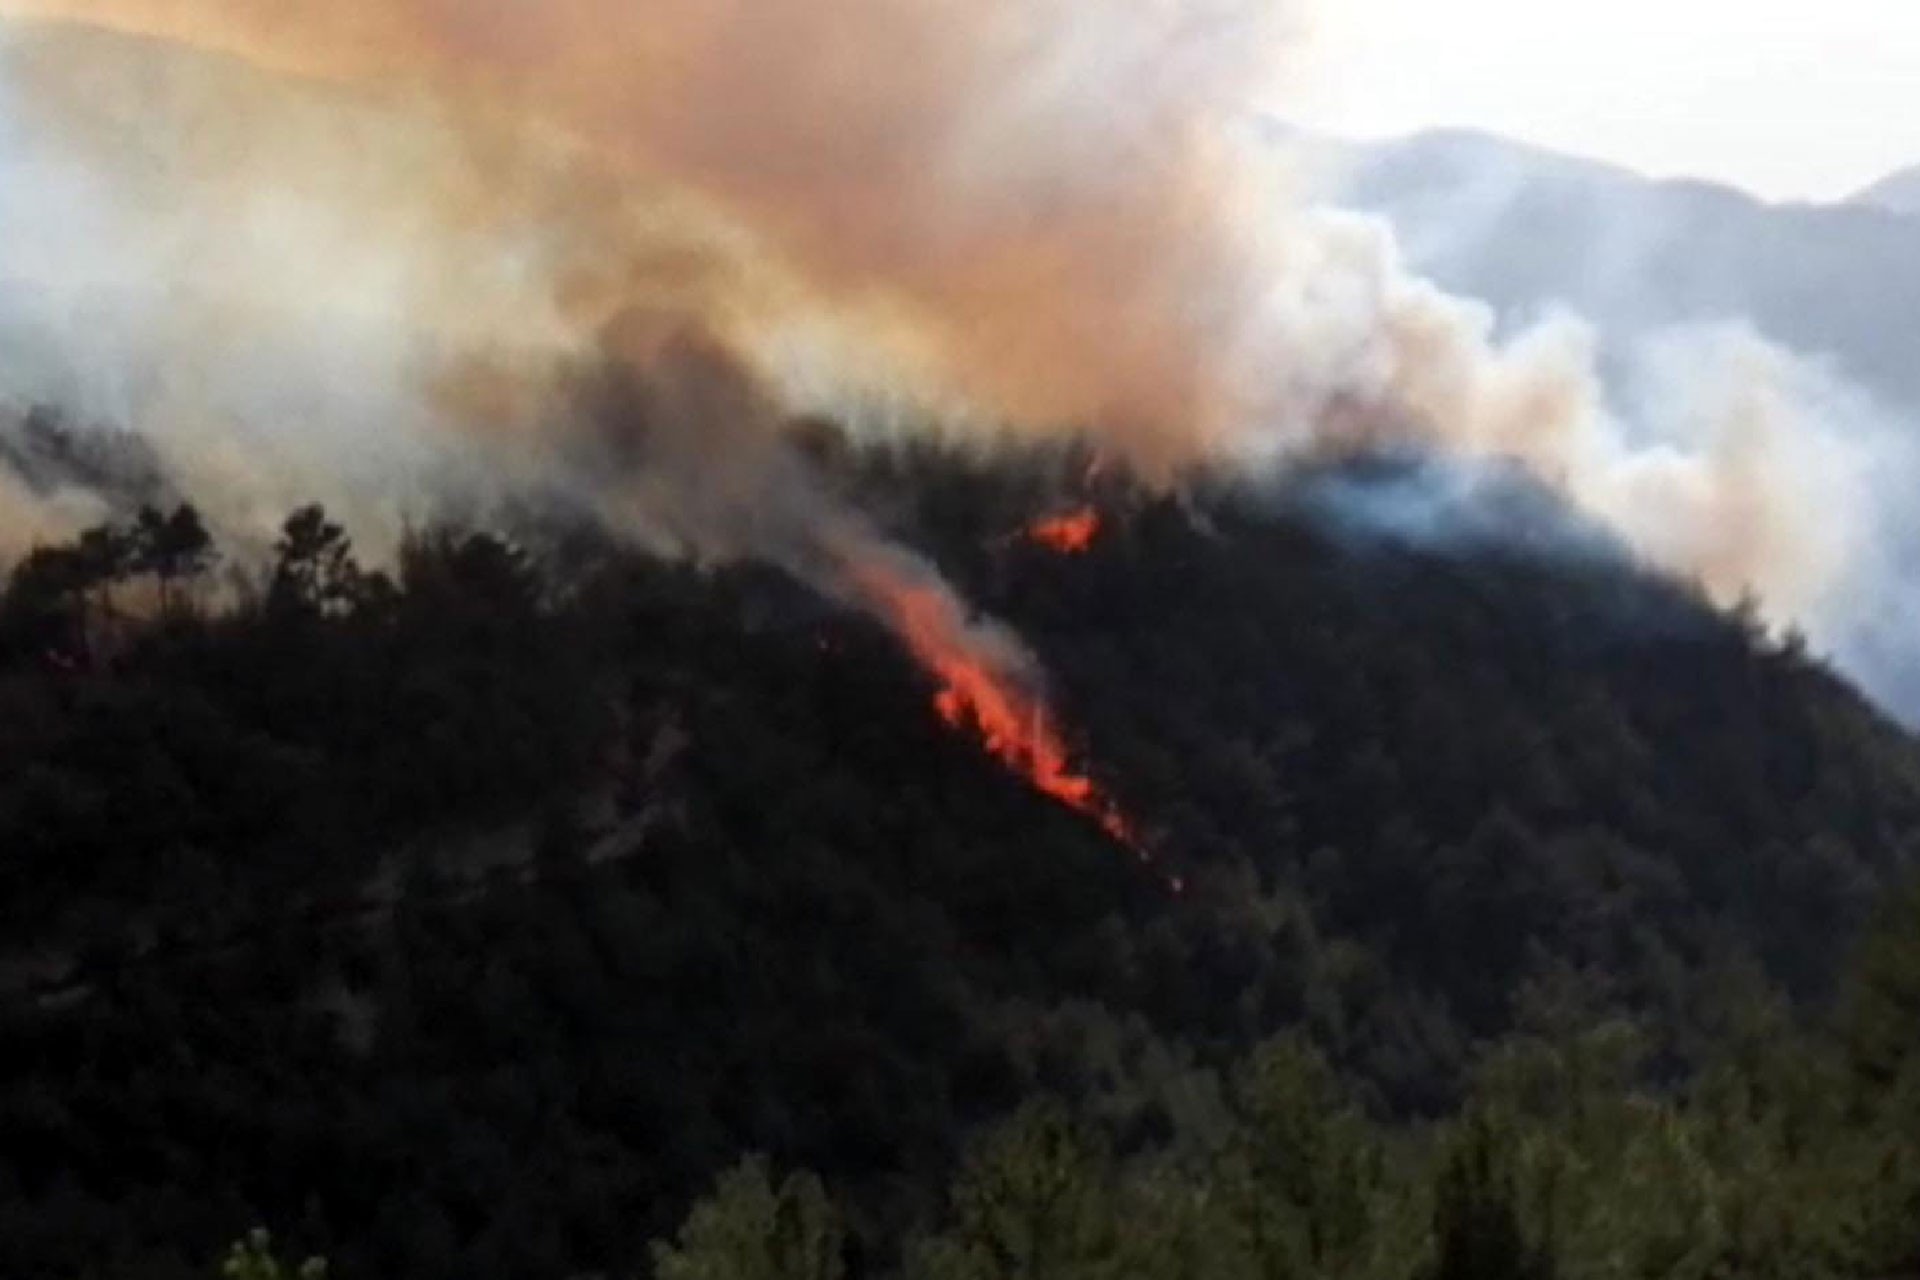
[0,6,1917,715]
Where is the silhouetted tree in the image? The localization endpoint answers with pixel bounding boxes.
[268,504,364,618]
[1,542,93,662]
[133,503,216,615]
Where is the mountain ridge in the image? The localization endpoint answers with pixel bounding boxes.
[4,439,1920,1276]
[1327,125,1920,417]
[1852,162,1920,214]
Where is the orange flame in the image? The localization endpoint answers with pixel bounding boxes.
[1028,507,1102,554]
[847,558,1136,847]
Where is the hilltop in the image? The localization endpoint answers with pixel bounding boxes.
[3,435,1919,1277]
[1853,163,1920,215]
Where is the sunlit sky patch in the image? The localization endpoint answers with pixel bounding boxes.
[1286,0,1920,202]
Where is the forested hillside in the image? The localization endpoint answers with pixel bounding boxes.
[3,424,1920,1278]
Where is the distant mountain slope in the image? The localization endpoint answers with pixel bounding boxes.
[1852,164,1920,215]
[1335,128,1920,416]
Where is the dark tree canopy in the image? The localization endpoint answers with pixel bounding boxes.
[0,441,1918,1279]
[133,503,216,614]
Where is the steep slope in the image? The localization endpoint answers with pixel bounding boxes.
[3,447,1918,1277]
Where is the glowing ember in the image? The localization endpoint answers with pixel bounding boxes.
[847,558,1137,848]
[1027,507,1102,554]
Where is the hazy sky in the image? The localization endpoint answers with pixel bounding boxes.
[1289,0,1920,202]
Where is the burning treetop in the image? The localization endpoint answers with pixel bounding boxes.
[842,553,1136,850]
[1027,507,1103,554]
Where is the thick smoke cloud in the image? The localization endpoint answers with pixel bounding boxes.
[2,0,1306,462]
[0,3,1914,716]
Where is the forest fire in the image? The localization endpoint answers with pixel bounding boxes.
[1027,507,1103,554]
[929,665,1136,847]
[847,558,1137,848]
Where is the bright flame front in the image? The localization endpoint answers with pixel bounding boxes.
[845,557,1136,847]
[1027,507,1102,554]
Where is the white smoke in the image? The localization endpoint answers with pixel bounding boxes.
[0,7,1915,719]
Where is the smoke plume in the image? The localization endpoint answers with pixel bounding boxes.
[0,3,1914,717]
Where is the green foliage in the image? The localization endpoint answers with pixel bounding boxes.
[219,1229,327,1280]
[1836,879,1920,1274]
[911,1106,1115,1280]
[3,446,1920,1278]
[1422,1118,1555,1280]
[651,1159,844,1280]
[1842,877,1920,1090]
[1211,1037,1395,1279]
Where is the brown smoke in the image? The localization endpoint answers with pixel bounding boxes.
[0,3,1905,710]
[8,0,1304,468]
